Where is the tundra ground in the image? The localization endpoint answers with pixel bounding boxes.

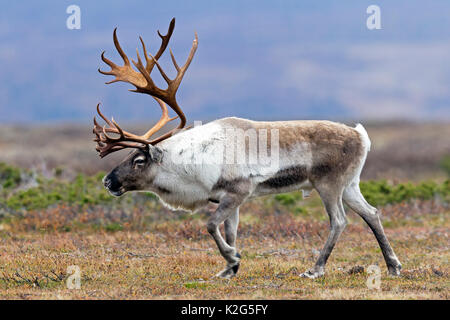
[0,196,448,300]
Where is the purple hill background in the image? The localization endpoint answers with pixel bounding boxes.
[0,0,449,124]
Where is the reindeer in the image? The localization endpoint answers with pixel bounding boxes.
[93,18,402,279]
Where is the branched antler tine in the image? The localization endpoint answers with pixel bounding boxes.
[132,49,156,90]
[93,121,102,140]
[96,104,114,127]
[169,48,180,72]
[101,116,131,142]
[154,18,175,60]
[108,143,131,149]
[139,36,153,69]
[94,103,149,157]
[98,141,143,158]
[98,68,114,76]
[140,98,172,140]
[166,33,198,127]
[98,143,123,158]
[93,116,99,129]
[105,79,121,85]
[164,33,198,125]
[143,18,175,74]
[113,28,130,66]
[132,49,142,69]
[149,53,172,85]
[102,125,120,141]
[96,103,157,144]
[180,33,198,74]
[147,104,182,145]
[100,51,117,68]
[155,98,180,122]
[146,33,198,132]
[111,117,125,137]
[154,97,169,117]
[99,54,121,82]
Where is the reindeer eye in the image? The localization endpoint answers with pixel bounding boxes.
[133,157,145,166]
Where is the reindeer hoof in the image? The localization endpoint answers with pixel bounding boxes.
[387,263,402,276]
[300,269,324,279]
[214,262,240,279]
[214,266,238,279]
[214,253,241,279]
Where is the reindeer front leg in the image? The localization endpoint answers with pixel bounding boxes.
[207,197,242,279]
[224,207,239,248]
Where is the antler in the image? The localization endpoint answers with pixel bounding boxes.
[94,18,198,157]
[93,100,177,158]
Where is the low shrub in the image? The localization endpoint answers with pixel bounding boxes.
[0,162,23,189]
[272,179,449,208]
[0,162,448,215]
[0,162,158,212]
[360,180,449,207]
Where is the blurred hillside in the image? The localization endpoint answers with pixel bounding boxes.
[1,1,450,123]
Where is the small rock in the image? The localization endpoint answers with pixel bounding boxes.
[348,265,365,275]
[432,267,444,277]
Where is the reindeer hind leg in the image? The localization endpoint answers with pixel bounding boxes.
[343,181,402,276]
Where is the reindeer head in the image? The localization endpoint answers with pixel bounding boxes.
[93,18,197,196]
[102,147,164,196]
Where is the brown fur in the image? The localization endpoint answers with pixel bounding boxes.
[218,117,364,185]
[220,117,360,150]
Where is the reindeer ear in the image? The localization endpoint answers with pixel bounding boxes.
[148,146,163,163]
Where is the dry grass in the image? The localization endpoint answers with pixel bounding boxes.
[0,197,448,300]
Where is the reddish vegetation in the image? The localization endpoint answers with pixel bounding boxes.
[0,199,448,299]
